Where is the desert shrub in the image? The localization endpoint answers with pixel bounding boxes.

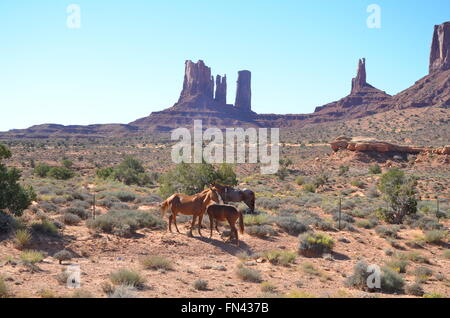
[366,186,380,198]
[298,232,334,257]
[71,200,91,209]
[140,256,173,271]
[423,293,444,298]
[338,165,349,176]
[110,269,145,289]
[108,284,137,298]
[20,250,45,264]
[63,207,89,220]
[380,267,405,293]
[350,179,364,188]
[424,230,447,244]
[332,212,354,223]
[398,251,429,264]
[256,197,281,210]
[244,214,271,226]
[356,219,378,229]
[413,266,433,282]
[260,282,277,293]
[385,258,409,273]
[302,184,316,193]
[0,212,22,233]
[369,164,382,174]
[405,283,424,297]
[60,213,81,225]
[47,167,75,180]
[409,215,443,230]
[14,229,32,250]
[274,217,309,235]
[34,163,51,177]
[286,290,316,298]
[263,250,296,266]
[53,250,73,264]
[87,209,166,237]
[246,225,277,238]
[443,250,450,259]
[31,219,59,236]
[377,168,417,224]
[51,196,67,205]
[313,173,329,188]
[315,219,335,231]
[236,266,262,283]
[0,276,9,298]
[193,279,208,291]
[159,162,237,198]
[375,225,399,238]
[114,191,136,202]
[0,145,36,217]
[96,167,115,180]
[38,202,59,213]
[295,176,305,185]
[345,261,371,291]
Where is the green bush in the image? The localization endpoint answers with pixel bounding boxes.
[385,258,409,273]
[338,165,349,176]
[34,163,51,177]
[295,176,305,185]
[60,213,81,225]
[302,184,317,193]
[96,167,114,180]
[114,191,136,202]
[236,266,262,283]
[0,144,36,216]
[263,250,296,266]
[345,261,371,291]
[298,232,334,257]
[380,267,405,293]
[47,166,75,180]
[14,229,32,249]
[369,164,382,174]
[159,162,237,198]
[97,157,154,186]
[377,168,417,224]
[244,214,270,226]
[110,269,145,289]
[87,210,166,237]
[31,219,59,236]
[375,225,399,238]
[20,250,45,264]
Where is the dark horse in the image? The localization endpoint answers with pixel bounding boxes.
[211,183,256,214]
[206,203,244,246]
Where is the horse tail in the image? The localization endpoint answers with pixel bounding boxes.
[238,211,244,234]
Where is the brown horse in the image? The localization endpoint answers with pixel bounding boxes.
[206,203,244,246]
[160,188,221,237]
[211,183,255,213]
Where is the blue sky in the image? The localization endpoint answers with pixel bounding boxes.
[0,0,449,131]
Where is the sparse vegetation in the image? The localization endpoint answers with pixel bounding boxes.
[298,232,334,257]
[110,269,146,289]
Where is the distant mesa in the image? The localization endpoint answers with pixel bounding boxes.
[1,21,449,139]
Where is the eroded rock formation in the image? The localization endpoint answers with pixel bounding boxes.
[235,70,252,111]
[177,60,214,106]
[214,75,227,104]
[330,136,449,155]
[430,22,450,74]
[351,58,368,93]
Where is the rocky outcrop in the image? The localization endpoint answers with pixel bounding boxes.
[235,70,252,111]
[177,60,214,107]
[214,75,227,104]
[351,58,368,93]
[314,58,392,119]
[430,22,450,74]
[330,137,449,155]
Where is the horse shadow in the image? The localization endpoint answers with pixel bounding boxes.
[194,236,253,256]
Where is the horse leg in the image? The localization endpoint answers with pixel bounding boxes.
[173,213,181,233]
[197,213,204,237]
[168,214,173,233]
[189,215,196,237]
[209,215,214,239]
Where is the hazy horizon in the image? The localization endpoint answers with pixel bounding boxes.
[1,0,449,131]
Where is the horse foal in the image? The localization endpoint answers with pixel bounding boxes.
[206,204,244,246]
